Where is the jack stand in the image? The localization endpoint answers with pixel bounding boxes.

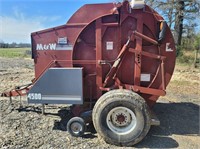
[9,96,12,104]
[19,96,23,108]
[41,104,45,115]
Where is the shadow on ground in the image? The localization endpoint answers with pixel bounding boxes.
[52,107,97,139]
[136,102,200,148]
[17,102,199,148]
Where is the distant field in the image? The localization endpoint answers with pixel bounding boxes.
[0,48,31,58]
[0,48,198,66]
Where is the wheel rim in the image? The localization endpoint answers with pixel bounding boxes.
[106,106,137,135]
[70,122,83,134]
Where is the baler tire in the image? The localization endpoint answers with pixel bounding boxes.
[92,89,151,146]
[67,117,86,137]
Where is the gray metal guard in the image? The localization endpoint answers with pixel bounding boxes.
[28,68,83,104]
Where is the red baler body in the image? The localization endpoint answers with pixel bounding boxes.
[31,2,176,107]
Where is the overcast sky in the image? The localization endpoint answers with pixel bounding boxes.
[0,0,113,43]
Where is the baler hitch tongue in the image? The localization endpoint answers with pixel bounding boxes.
[1,83,32,97]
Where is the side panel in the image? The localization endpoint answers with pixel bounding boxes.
[31,25,81,78]
[28,68,83,104]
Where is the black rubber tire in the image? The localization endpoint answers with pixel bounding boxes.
[92,89,151,146]
[67,117,86,137]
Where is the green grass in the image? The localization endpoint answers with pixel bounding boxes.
[176,50,199,67]
[0,48,31,58]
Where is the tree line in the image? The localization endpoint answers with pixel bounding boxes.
[0,42,31,48]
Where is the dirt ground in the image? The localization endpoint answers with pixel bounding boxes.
[0,57,199,149]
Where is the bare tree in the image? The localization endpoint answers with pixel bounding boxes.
[174,0,184,55]
[145,0,200,56]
